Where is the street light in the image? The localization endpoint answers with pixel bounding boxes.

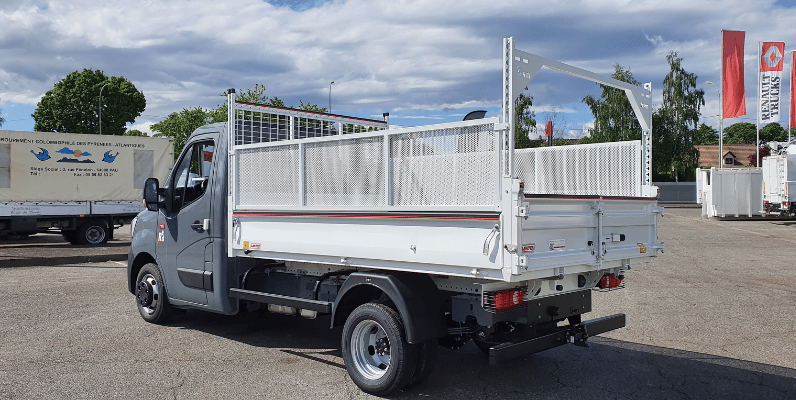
[99,82,110,135]
[706,81,723,168]
[329,81,334,114]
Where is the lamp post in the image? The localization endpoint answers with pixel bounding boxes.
[329,81,334,114]
[99,82,110,135]
[706,81,723,168]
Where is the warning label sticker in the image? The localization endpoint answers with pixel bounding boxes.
[522,244,535,253]
[549,239,565,251]
[637,243,647,253]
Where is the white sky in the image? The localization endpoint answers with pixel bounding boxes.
[1,0,796,137]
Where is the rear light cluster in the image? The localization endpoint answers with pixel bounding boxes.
[494,289,524,311]
[483,288,527,312]
[596,273,623,290]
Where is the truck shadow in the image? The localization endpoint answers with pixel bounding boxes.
[168,310,796,399]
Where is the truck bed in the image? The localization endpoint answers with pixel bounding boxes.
[227,103,662,283]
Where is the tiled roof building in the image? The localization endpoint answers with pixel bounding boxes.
[695,145,757,168]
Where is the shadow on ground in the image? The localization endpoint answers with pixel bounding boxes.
[165,309,796,400]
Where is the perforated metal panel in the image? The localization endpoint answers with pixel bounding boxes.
[237,144,301,206]
[515,141,642,197]
[304,136,386,206]
[392,123,497,206]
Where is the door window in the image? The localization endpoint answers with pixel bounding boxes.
[171,141,215,210]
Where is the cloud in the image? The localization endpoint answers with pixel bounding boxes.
[1,0,795,133]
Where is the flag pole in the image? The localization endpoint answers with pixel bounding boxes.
[791,50,794,144]
[720,30,725,169]
[757,41,761,167]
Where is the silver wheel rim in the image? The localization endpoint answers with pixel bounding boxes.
[85,226,105,244]
[350,319,391,380]
[139,274,160,316]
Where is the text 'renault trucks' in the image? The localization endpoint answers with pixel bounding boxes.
[127,38,663,395]
[0,130,172,244]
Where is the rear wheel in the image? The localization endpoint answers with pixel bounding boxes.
[342,303,417,396]
[77,220,109,245]
[135,263,172,324]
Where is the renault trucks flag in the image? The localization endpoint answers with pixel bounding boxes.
[722,30,746,119]
[759,42,785,124]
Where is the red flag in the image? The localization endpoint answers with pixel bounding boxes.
[791,50,796,129]
[722,30,746,119]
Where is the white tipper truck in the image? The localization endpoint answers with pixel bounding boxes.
[127,38,663,395]
[0,130,173,244]
[762,148,796,216]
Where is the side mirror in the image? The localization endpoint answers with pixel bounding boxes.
[143,178,160,212]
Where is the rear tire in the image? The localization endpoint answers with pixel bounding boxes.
[135,263,173,324]
[77,220,109,245]
[342,302,417,396]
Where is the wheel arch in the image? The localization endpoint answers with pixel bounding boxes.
[332,272,447,344]
[128,252,157,294]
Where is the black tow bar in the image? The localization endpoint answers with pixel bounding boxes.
[488,313,626,365]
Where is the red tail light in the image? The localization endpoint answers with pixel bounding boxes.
[597,273,623,289]
[494,289,524,311]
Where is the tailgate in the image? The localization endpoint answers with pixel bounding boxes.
[518,195,663,273]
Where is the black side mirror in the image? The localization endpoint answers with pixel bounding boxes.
[144,178,160,211]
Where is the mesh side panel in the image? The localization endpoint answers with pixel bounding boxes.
[304,136,385,206]
[392,123,496,206]
[237,144,300,206]
[515,141,641,197]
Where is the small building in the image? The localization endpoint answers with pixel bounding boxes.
[695,145,757,168]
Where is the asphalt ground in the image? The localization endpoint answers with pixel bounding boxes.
[0,229,131,268]
[0,207,794,399]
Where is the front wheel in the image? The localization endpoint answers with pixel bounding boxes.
[342,303,418,396]
[135,263,172,324]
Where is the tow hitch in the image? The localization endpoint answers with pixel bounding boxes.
[488,313,625,365]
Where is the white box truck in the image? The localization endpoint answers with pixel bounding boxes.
[127,38,663,395]
[762,152,796,216]
[0,130,173,244]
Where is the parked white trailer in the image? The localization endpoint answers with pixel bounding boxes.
[696,167,763,218]
[0,130,173,244]
[128,38,663,396]
[762,154,796,215]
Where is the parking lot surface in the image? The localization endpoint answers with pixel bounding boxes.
[1,206,794,399]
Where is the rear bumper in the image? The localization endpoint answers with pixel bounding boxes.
[488,313,626,365]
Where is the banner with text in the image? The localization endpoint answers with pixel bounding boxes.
[759,42,785,124]
[0,130,173,202]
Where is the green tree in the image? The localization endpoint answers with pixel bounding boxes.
[151,107,212,159]
[124,129,148,137]
[581,64,641,143]
[693,123,719,145]
[760,122,789,142]
[32,69,145,135]
[514,89,536,149]
[723,122,757,144]
[653,52,705,181]
[208,84,321,123]
[152,85,328,158]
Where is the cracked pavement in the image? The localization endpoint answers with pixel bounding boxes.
[0,206,794,399]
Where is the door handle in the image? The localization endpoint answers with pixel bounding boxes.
[191,219,210,232]
[191,221,204,232]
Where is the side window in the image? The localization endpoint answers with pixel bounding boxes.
[171,141,215,210]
